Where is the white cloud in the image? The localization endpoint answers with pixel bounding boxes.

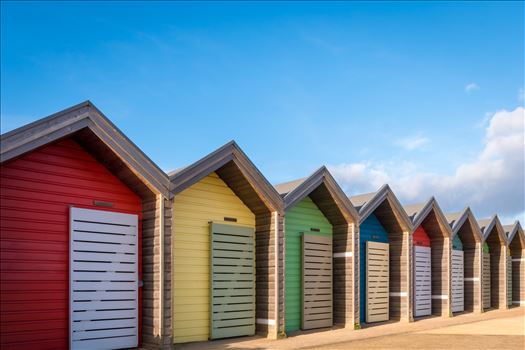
[329,107,525,223]
[465,83,480,93]
[395,135,430,150]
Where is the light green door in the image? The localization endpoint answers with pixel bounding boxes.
[210,223,255,339]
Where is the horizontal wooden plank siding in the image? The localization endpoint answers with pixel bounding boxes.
[333,223,356,327]
[254,211,282,337]
[172,172,256,343]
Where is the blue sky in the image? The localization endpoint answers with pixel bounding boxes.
[1,1,524,222]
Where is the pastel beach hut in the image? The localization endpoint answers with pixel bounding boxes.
[0,102,171,350]
[445,208,483,314]
[478,216,508,311]
[404,197,453,318]
[275,167,359,333]
[350,185,413,325]
[169,141,284,344]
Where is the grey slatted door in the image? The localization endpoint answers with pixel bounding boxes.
[414,246,432,317]
[210,223,255,339]
[302,235,333,330]
[482,253,491,309]
[507,255,512,307]
[366,241,389,323]
[451,250,464,312]
[70,207,138,350]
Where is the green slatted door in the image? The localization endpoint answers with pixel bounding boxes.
[210,223,255,339]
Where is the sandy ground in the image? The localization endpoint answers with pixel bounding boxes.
[173,307,525,350]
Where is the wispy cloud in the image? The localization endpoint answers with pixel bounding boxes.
[330,107,525,223]
[465,83,480,93]
[395,135,430,150]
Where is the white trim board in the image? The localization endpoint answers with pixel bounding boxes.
[256,319,276,326]
[334,251,353,258]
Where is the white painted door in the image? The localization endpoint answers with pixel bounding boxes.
[366,241,389,323]
[414,246,432,317]
[70,207,139,350]
[451,250,464,313]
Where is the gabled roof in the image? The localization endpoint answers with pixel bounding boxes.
[275,166,359,224]
[0,101,170,197]
[404,197,453,237]
[169,140,283,213]
[478,215,507,244]
[506,221,524,247]
[444,207,483,241]
[349,184,412,231]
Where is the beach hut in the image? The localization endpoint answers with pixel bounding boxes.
[505,221,525,307]
[0,102,171,350]
[478,216,508,310]
[404,198,453,318]
[275,167,359,333]
[445,208,483,314]
[350,185,413,325]
[169,141,284,344]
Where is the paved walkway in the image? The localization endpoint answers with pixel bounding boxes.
[174,307,525,350]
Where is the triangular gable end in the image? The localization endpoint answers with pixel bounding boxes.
[407,197,453,238]
[480,215,507,245]
[169,141,283,214]
[278,166,359,225]
[353,184,412,232]
[507,221,525,248]
[0,101,170,197]
[447,208,483,243]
